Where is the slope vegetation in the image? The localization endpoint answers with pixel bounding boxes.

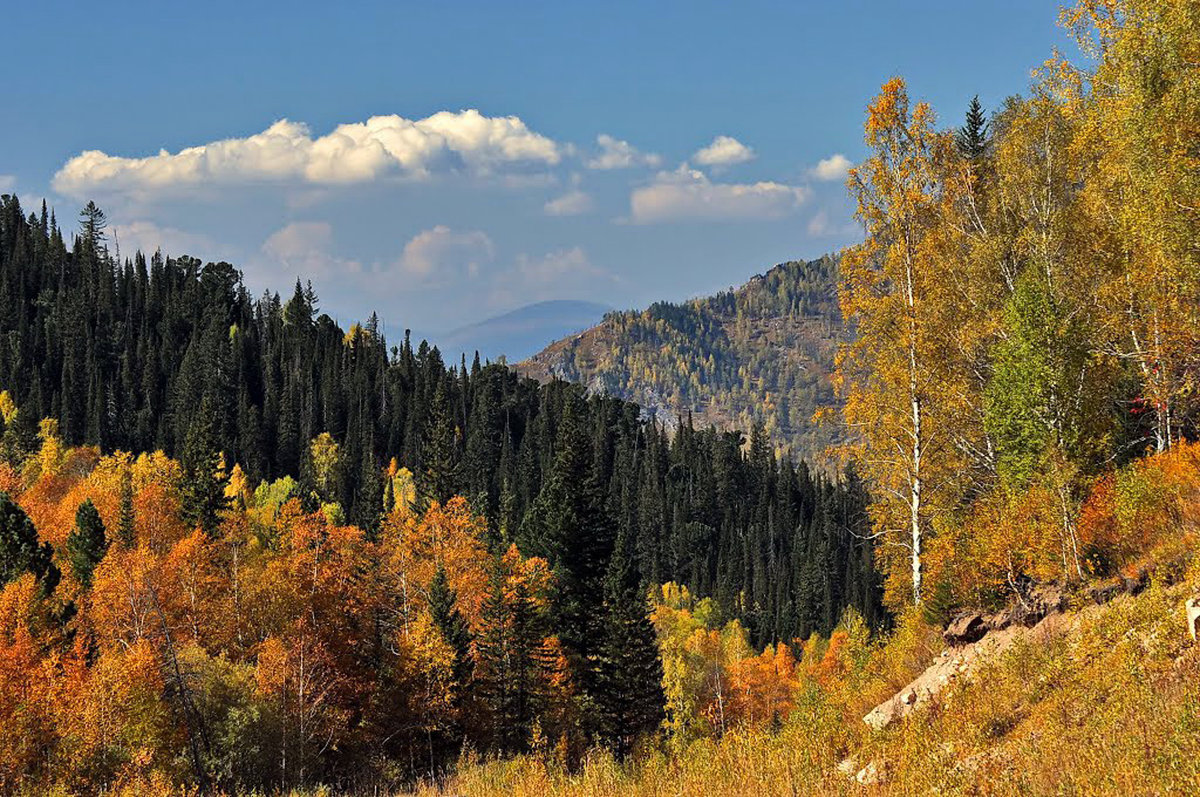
[519,256,844,464]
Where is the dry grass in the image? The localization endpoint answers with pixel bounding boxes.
[428,560,1200,796]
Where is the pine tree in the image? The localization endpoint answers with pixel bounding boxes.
[429,564,474,694]
[66,499,108,588]
[475,555,547,753]
[0,492,55,593]
[118,463,136,548]
[595,525,665,757]
[956,95,990,160]
[519,396,614,727]
[181,398,230,537]
[421,379,459,507]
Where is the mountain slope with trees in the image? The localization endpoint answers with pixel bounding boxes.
[518,256,844,464]
[0,192,882,792]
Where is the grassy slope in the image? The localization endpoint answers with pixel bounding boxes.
[429,548,1200,796]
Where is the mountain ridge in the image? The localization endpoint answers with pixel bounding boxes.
[518,255,845,464]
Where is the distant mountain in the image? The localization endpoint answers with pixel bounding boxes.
[519,256,845,464]
[434,299,611,364]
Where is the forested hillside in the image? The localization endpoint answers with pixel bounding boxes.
[434,0,1200,792]
[0,193,881,792]
[1,0,1197,793]
[519,256,843,464]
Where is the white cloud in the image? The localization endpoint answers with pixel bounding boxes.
[812,153,853,181]
[544,189,594,216]
[629,166,809,224]
[112,220,222,260]
[0,175,15,193]
[586,134,662,170]
[807,210,832,237]
[490,246,618,307]
[397,225,494,282]
[53,110,564,197]
[692,136,755,167]
[262,221,361,280]
[513,247,607,283]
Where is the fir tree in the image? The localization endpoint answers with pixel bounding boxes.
[421,379,459,507]
[0,492,56,594]
[956,95,990,160]
[66,499,108,588]
[475,556,547,753]
[429,564,474,692]
[181,398,230,537]
[118,464,136,548]
[595,525,665,757]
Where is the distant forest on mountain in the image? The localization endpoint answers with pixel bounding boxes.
[520,256,844,465]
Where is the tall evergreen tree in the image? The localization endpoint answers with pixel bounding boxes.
[595,525,665,757]
[181,398,230,537]
[475,556,547,753]
[117,464,136,548]
[956,95,990,160]
[66,499,108,588]
[0,492,56,591]
[429,564,474,697]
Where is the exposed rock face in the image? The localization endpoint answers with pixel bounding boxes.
[944,613,987,645]
[868,612,1071,731]
[943,585,1066,646]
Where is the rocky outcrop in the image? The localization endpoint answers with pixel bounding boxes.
[868,609,1072,731]
[943,613,987,645]
[943,584,1066,647]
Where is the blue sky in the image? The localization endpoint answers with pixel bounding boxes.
[2,1,1073,335]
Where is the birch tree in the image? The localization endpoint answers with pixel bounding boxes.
[837,78,964,606]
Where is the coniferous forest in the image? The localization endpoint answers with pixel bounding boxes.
[0,193,881,791]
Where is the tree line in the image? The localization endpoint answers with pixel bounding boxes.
[0,191,884,788]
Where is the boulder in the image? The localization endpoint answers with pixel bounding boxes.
[944,612,988,645]
[856,761,885,785]
[1187,597,1200,641]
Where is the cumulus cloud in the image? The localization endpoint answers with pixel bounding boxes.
[629,166,809,224]
[112,220,223,260]
[544,189,594,216]
[0,175,15,193]
[397,225,495,282]
[513,247,608,283]
[490,246,618,307]
[262,221,362,280]
[812,153,853,181]
[53,110,564,197]
[586,134,662,170]
[692,136,755,167]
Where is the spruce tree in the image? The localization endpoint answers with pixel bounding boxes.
[0,492,45,586]
[956,95,990,160]
[421,379,459,507]
[429,564,474,693]
[118,464,136,548]
[595,525,665,757]
[519,396,614,726]
[66,499,108,588]
[0,492,56,594]
[181,398,230,537]
[475,556,546,753]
